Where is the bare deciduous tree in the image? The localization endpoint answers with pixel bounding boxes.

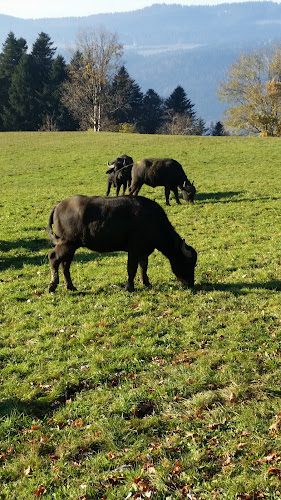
[62,27,123,131]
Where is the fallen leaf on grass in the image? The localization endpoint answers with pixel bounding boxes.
[269,412,281,434]
[237,442,248,449]
[229,392,237,403]
[208,422,224,430]
[152,356,166,366]
[255,453,280,464]
[33,485,46,497]
[23,465,32,476]
[133,476,155,495]
[68,418,83,427]
[238,430,250,438]
[172,459,182,474]
[236,494,264,499]
[267,467,281,479]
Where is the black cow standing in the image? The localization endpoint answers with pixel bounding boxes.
[47,195,197,293]
[129,158,196,205]
[106,154,133,196]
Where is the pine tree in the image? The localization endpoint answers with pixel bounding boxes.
[165,85,195,118]
[30,32,57,127]
[109,66,143,126]
[2,53,37,130]
[138,89,164,134]
[0,32,27,129]
[44,55,77,130]
[211,121,224,136]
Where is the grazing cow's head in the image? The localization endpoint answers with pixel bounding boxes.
[171,240,197,287]
[182,181,196,204]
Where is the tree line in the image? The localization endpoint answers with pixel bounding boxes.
[0,30,209,134]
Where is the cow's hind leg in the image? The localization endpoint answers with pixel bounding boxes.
[48,243,76,292]
[61,258,77,291]
[139,256,152,288]
[129,182,142,196]
[125,252,139,292]
[48,248,60,292]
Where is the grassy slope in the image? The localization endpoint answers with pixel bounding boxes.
[0,132,281,499]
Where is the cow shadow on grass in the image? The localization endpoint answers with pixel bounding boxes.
[196,191,280,204]
[195,191,244,203]
[0,238,119,271]
[196,279,281,295]
[0,397,51,419]
[0,381,96,419]
[0,238,49,271]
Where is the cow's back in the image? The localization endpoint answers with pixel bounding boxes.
[52,195,174,252]
[132,158,186,187]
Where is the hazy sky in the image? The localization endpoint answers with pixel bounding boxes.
[0,0,278,19]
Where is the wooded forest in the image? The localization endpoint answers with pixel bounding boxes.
[0,31,211,135]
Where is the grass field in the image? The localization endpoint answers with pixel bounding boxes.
[0,131,281,499]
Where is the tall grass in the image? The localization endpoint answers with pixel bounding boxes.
[0,132,281,499]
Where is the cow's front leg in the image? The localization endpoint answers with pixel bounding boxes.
[106,181,112,196]
[173,187,181,204]
[139,256,152,288]
[125,253,138,291]
[164,186,171,206]
[122,181,127,195]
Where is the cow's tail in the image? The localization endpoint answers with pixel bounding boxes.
[47,206,60,245]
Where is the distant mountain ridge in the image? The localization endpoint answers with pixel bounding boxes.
[1,2,281,122]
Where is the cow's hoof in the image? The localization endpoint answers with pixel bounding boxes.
[67,285,78,292]
[48,283,57,293]
[143,280,152,288]
[125,282,135,292]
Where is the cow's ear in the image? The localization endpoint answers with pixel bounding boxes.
[106,167,114,174]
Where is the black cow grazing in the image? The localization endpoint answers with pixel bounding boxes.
[47,195,197,293]
[106,154,133,196]
[129,158,196,206]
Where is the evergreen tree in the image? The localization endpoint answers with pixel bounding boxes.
[2,53,37,130]
[165,85,195,118]
[30,32,57,127]
[44,55,78,130]
[195,117,208,135]
[138,89,164,134]
[109,66,143,126]
[0,32,27,129]
[211,121,224,136]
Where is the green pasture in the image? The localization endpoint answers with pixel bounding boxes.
[0,131,280,499]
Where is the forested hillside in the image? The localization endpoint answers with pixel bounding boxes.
[1,2,281,121]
